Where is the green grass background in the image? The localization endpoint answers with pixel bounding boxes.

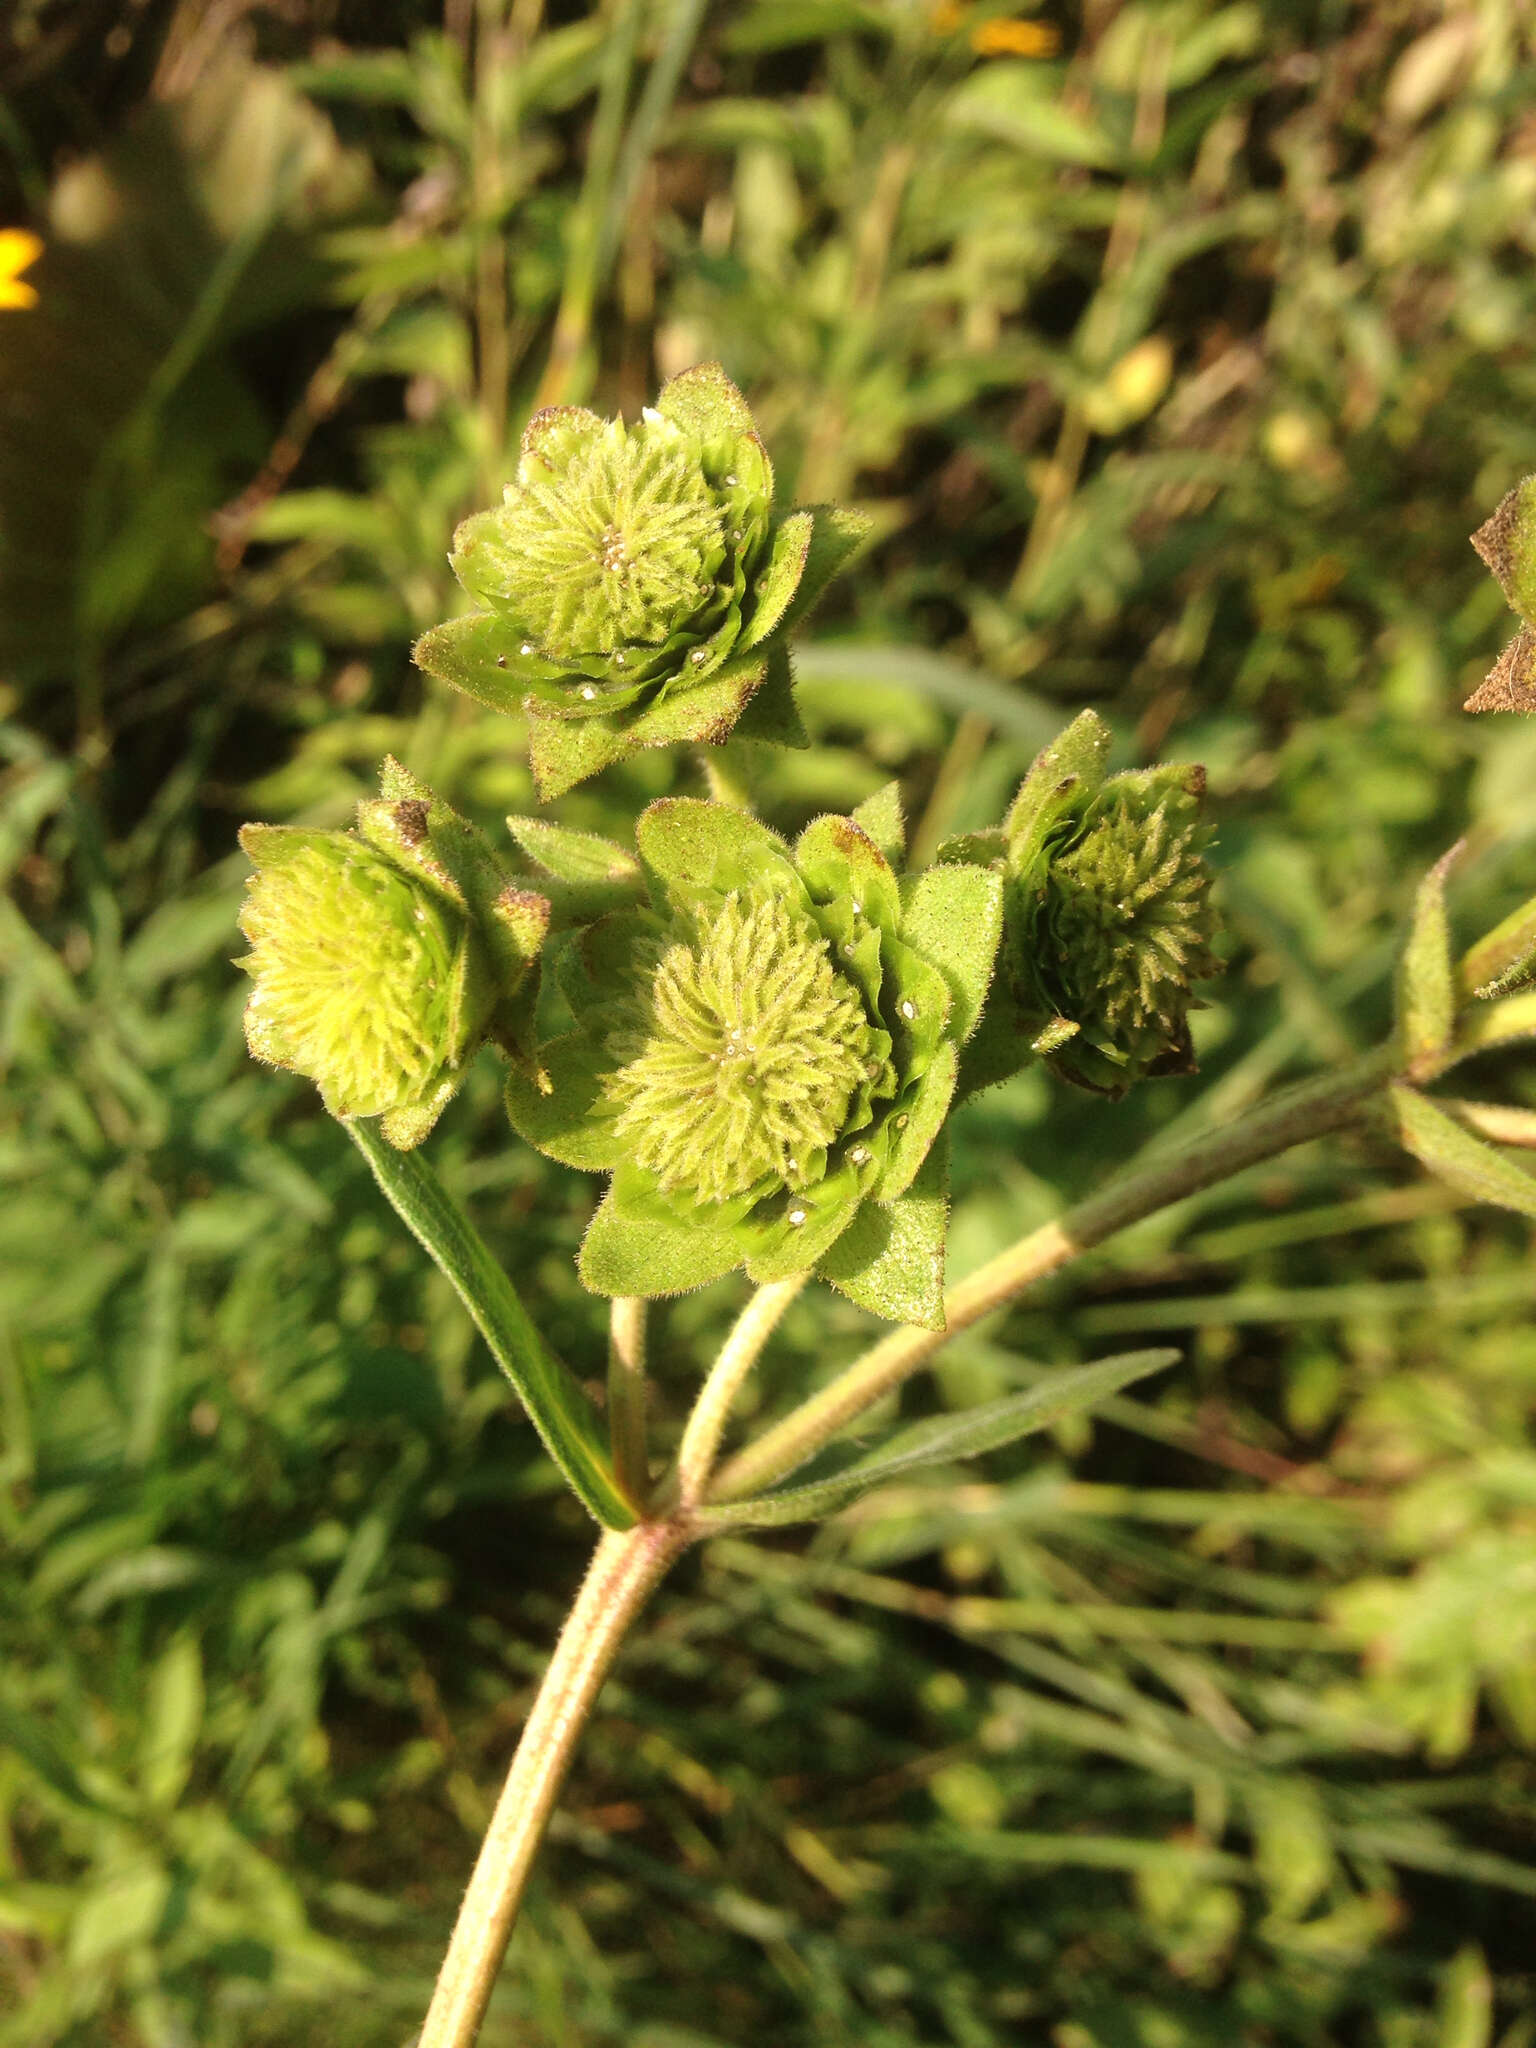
[2,1,1535,2041]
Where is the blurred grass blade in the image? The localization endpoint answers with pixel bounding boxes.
[705,1350,1178,1528]
[347,1120,635,1528]
[793,644,1060,745]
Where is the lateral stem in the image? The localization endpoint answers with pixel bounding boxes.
[671,1276,807,1508]
[607,1296,651,1510]
[709,1052,1392,1506]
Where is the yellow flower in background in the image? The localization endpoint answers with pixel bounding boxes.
[0,228,42,309]
[928,5,1061,58]
[971,17,1061,57]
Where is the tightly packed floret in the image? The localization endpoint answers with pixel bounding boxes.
[1001,712,1219,1095]
[414,364,868,798]
[942,712,1220,1100]
[505,793,1003,1327]
[238,759,549,1148]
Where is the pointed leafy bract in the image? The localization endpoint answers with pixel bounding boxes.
[637,794,793,892]
[415,367,862,793]
[505,797,1003,1317]
[730,641,809,748]
[1396,843,1462,1080]
[704,1349,1180,1529]
[580,1183,743,1296]
[852,780,906,869]
[900,864,1005,1045]
[820,1137,949,1329]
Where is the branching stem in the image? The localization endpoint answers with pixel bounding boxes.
[709,1051,1392,1504]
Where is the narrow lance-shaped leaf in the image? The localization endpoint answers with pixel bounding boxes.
[701,1349,1179,1529]
[1396,842,1461,1078]
[347,1120,636,1528]
[1460,888,1536,1002]
[1391,1085,1536,1220]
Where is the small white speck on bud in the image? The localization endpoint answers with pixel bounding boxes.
[581,685,596,700]
[520,641,534,656]
[849,1145,870,1165]
[894,1113,909,1129]
[690,648,708,665]
[724,473,738,486]
[899,999,916,1020]
[787,1206,808,1227]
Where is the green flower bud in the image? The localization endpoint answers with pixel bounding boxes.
[1467,480,1536,713]
[413,365,870,799]
[949,713,1221,1100]
[504,794,1005,1327]
[238,761,550,1148]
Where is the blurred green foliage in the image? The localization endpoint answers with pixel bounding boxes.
[2,1,1535,2042]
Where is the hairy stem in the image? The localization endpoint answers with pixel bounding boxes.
[670,1276,806,1508]
[710,1051,1392,1505]
[417,1519,690,2048]
[607,1296,650,1509]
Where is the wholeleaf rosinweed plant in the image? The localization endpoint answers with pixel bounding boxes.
[236,370,1536,2048]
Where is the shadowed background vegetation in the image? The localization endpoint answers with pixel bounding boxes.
[2,1,1535,2042]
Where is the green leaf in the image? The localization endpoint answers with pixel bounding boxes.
[504,1036,622,1170]
[851,780,906,868]
[878,1038,958,1200]
[1397,842,1462,1076]
[1391,1086,1536,1219]
[413,611,552,715]
[775,504,873,637]
[580,1180,743,1296]
[900,864,1004,1044]
[819,1137,948,1328]
[347,1121,635,1527]
[628,648,770,748]
[506,815,639,886]
[706,1349,1179,1528]
[943,61,1116,167]
[636,795,792,892]
[730,639,809,747]
[738,509,812,652]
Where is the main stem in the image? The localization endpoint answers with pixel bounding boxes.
[710,1050,1392,1505]
[417,1519,689,2048]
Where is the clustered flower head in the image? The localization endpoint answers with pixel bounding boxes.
[1466,476,1536,714]
[238,372,1232,1321]
[1000,712,1219,1095]
[414,363,869,798]
[504,793,1003,1327]
[939,712,1220,1100]
[238,759,549,1148]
